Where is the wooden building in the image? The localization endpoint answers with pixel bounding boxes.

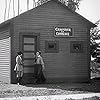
[0,0,96,84]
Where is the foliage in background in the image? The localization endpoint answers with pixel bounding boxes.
[65,0,81,11]
[90,20,100,75]
[90,19,100,58]
[37,0,82,11]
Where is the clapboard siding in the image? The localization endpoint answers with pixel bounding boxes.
[0,30,11,83]
[11,0,91,82]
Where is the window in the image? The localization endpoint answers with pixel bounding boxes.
[70,41,83,53]
[48,43,56,50]
[45,41,59,53]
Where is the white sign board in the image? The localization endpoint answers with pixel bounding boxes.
[54,27,72,37]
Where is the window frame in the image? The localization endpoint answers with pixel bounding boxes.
[45,41,59,53]
[70,41,83,53]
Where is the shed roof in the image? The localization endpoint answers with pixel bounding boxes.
[0,0,96,28]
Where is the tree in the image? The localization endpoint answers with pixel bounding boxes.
[66,0,81,11]
[90,19,100,58]
[90,20,100,74]
[37,0,82,11]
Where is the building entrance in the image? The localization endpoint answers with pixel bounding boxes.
[22,35,37,83]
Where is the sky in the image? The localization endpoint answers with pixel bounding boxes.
[0,0,100,24]
[77,0,100,23]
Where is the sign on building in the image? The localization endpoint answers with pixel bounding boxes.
[54,27,72,37]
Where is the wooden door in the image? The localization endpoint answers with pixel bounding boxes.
[22,35,37,83]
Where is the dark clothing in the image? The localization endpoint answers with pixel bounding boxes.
[34,64,46,83]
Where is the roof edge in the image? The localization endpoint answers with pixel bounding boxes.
[52,0,97,28]
[0,0,97,28]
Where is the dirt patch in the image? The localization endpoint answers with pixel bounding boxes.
[0,82,90,98]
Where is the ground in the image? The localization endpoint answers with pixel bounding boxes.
[0,71,100,99]
[0,77,100,99]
